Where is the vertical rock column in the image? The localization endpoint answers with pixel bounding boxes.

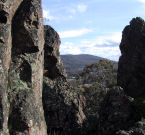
[43,25,86,135]
[117,17,145,98]
[8,0,47,135]
[0,0,23,134]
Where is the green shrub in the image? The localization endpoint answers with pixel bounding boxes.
[132,98,145,121]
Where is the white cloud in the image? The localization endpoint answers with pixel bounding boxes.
[77,4,87,12]
[68,4,87,16]
[60,32,122,61]
[60,41,121,61]
[68,15,73,19]
[60,42,82,54]
[43,9,54,21]
[80,32,122,47]
[95,32,122,45]
[83,46,121,61]
[79,36,121,61]
[59,28,92,38]
[69,9,76,14]
[138,0,145,4]
[80,41,91,44]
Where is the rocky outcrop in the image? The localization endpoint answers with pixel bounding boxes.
[0,0,24,134]
[117,122,145,135]
[118,17,145,98]
[0,0,47,134]
[116,17,145,135]
[2,1,145,135]
[98,17,145,135]
[98,86,138,135]
[44,25,66,79]
[43,25,86,135]
[0,1,86,133]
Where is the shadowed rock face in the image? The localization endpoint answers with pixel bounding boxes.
[98,86,138,135]
[43,25,86,135]
[44,25,66,79]
[97,17,145,134]
[118,17,145,98]
[116,122,145,135]
[0,0,47,134]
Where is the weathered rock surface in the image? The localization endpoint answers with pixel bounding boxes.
[118,17,145,98]
[2,1,145,135]
[117,122,145,135]
[43,25,86,135]
[44,25,66,79]
[0,0,24,134]
[0,0,47,134]
[98,86,138,135]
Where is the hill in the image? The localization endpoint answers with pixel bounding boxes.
[61,54,103,77]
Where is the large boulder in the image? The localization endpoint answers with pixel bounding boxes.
[43,25,86,135]
[118,17,145,98]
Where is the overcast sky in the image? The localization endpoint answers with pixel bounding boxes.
[42,0,145,61]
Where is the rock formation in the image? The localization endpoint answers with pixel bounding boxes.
[118,17,145,98]
[1,1,145,134]
[117,122,145,135]
[98,86,138,135]
[0,0,24,134]
[0,1,86,133]
[43,25,86,135]
[0,0,47,134]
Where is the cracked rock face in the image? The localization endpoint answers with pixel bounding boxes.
[0,0,47,134]
[43,25,86,135]
[0,0,24,134]
[118,17,145,98]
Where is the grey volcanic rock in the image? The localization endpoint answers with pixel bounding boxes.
[0,0,47,134]
[98,86,137,135]
[118,17,145,98]
[0,0,24,134]
[117,122,145,135]
[43,25,86,135]
[44,25,66,79]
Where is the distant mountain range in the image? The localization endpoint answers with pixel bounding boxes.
[61,54,103,77]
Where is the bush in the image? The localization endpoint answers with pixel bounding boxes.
[132,98,145,121]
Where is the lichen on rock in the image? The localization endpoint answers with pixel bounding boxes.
[0,0,47,134]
